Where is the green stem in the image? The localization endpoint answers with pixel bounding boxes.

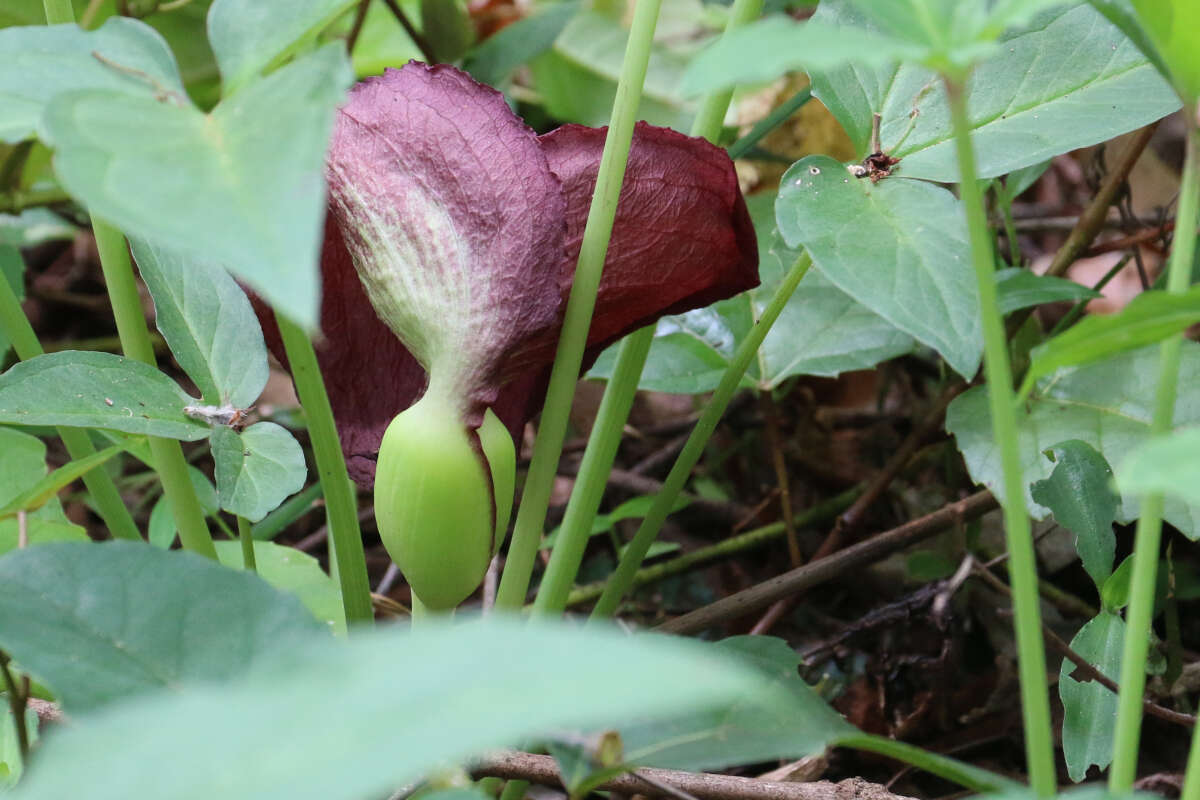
[727,87,812,160]
[41,0,74,24]
[563,485,859,608]
[238,516,256,572]
[944,77,1054,796]
[528,0,766,616]
[1183,713,1200,800]
[92,218,217,560]
[1109,118,1200,792]
[493,0,666,611]
[275,313,373,626]
[590,253,812,619]
[839,733,1016,794]
[533,327,654,614]
[0,254,141,541]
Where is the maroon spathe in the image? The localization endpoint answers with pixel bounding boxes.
[263,62,759,488]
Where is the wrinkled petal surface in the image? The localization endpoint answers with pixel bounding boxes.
[326,62,566,411]
[269,65,759,488]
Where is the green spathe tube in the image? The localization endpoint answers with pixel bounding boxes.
[375,394,513,610]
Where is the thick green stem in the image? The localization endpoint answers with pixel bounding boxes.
[493,0,665,611]
[590,253,812,619]
[944,78,1054,796]
[92,218,217,560]
[275,313,373,626]
[1109,119,1200,792]
[238,516,256,572]
[0,254,141,541]
[528,0,766,616]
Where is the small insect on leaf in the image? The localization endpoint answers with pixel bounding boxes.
[183,403,252,431]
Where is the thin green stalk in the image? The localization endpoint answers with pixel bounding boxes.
[839,733,1016,794]
[564,485,859,608]
[944,77,1054,796]
[275,313,373,626]
[1110,121,1200,792]
[92,218,217,560]
[0,257,141,541]
[1183,713,1200,800]
[238,516,256,572]
[533,327,654,613]
[493,0,666,611]
[529,0,767,616]
[41,0,74,24]
[590,253,812,618]
[727,87,812,160]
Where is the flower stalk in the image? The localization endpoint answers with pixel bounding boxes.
[944,76,1054,797]
[531,0,769,617]
[494,0,668,610]
[1110,116,1199,792]
[275,312,374,625]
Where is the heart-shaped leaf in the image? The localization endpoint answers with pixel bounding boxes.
[43,43,352,329]
[0,18,182,144]
[211,423,307,523]
[777,155,982,378]
[1116,428,1200,507]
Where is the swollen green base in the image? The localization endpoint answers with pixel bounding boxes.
[375,395,495,610]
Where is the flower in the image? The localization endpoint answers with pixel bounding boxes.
[263,61,758,607]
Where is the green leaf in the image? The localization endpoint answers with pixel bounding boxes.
[0,445,124,518]
[776,155,982,378]
[947,342,1200,537]
[679,15,920,97]
[0,351,208,440]
[130,236,268,408]
[620,635,853,770]
[0,428,86,553]
[0,18,183,144]
[995,268,1100,315]
[1018,287,1200,401]
[214,540,344,635]
[808,1,1180,180]
[0,245,24,358]
[464,1,581,85]
[211,423,307,522]
[0,541,322,713]
[1115,427,1200,507]
[1101,554,1132,611]
[12,617,779,800]
[1129,0,1200,102]
[0,707,37,788]
[1059,612,1124,782]
[42,43,352,329]
[206,0,357,94]
[1029,440,1118,589]
[587,194,913,393]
